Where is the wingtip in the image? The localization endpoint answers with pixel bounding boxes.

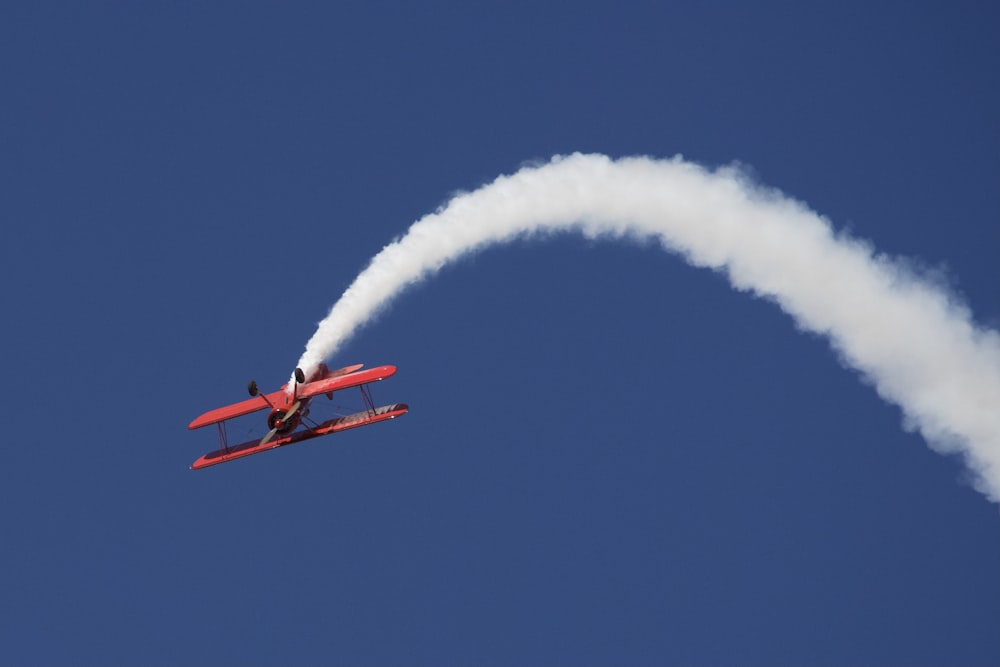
[188,416,210,430]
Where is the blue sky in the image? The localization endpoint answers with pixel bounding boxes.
[1,2,997,665]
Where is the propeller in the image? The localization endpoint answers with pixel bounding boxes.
[259,426,280,447]
[259,400,303,446]
[256,368,307,446]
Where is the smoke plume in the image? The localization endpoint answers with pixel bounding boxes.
[295,153,1000,502]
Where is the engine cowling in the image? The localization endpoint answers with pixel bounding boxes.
[267,409,300,434]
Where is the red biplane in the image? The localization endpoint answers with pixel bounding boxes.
[188,363,408,470]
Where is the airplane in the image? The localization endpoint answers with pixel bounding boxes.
[188,363,408,470]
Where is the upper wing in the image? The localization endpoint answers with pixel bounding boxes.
[323,363,364,379]
[188,365,397,429]
[298,364,398,399]
[188,393,276,430]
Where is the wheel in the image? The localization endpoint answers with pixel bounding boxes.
[248,380,258,397]
[294,367,305,384]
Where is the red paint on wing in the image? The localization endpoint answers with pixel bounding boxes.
[187,388,298,430]
[298,365,398,399]
[187,364,385,430]
[190,403,409,470]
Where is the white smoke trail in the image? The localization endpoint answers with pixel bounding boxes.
[296,153,1000,502]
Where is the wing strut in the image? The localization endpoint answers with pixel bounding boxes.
[360,383,377,417]
[217,421,230,454]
